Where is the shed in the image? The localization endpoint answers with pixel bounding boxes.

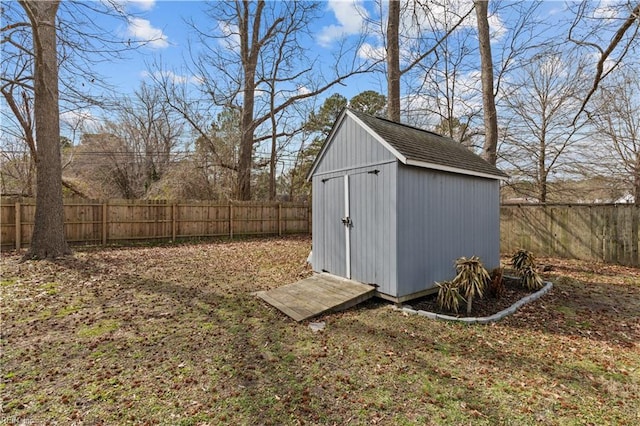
[307,108,508,303]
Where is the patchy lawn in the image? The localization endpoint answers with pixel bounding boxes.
[1,236,639,425]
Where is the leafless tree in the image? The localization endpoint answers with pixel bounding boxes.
[1,0,151,258]
[68,84,185,199]
[383,0,475,121]
[15,0,70,259]
[400,1,545,154]
[500,50,590,203]
[568,1,640,124]
[160,0,374,201]
[474,0,498,165]
[0,137,35,196]
[588,66,640,204]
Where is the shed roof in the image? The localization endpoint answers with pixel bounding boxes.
[309,108,508,181]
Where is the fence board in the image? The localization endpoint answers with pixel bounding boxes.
[1,199,311,249]
[500,204,639,267]
[2,200,635,267]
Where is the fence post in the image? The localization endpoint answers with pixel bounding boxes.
[172,203,177,241]
[229,203,234,239]
[15,202,21,250]
[102,201,108,245]
[278,203,282,236]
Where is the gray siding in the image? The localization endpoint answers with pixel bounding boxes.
[311,112,502,301]
[395,166,500,297]
[314,115,394,175]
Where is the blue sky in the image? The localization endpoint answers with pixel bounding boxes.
[11,0,604,143]
[82,0,564,102]
[87,0,388,99]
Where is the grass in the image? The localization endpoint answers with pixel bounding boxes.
[1,235,639,425]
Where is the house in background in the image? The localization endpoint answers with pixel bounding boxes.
[307,108,508,303]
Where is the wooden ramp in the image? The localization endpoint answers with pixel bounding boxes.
[257,273,376,322]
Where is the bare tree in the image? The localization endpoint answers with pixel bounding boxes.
[383,0,475,121]
[568,1,640,124]
[16,0,70,259]
[68,84,185,199]
[403,1,547,154]
[386,0,401,121]
[588,67,640,204]
[0,137,35,196]
[162,0,374,201]
[404,12,481,146]
[2,0,151,258]
[500,50,589,202]
[474,0,499,165]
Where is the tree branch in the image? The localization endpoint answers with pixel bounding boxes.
[572,3,640,125]
[400,4,475,77]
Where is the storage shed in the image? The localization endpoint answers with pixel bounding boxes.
[307,108,508,303]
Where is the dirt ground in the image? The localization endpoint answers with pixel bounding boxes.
[2,236,639,425]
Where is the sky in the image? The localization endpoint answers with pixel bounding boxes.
[86,0,388,100]
[5,0,620,148]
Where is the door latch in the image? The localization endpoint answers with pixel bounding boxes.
[341,216,352,226]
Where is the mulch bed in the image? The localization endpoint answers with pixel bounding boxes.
[407,276,538,318]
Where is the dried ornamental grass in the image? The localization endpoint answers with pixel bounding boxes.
[454,256,490,315]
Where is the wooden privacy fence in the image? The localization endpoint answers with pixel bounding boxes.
[1,199,310,249]
[501,204,639,267]
[2,200,638,267]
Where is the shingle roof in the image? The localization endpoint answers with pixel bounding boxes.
[347,108,508,180]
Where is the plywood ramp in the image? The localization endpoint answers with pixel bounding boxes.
[257,273,376,322]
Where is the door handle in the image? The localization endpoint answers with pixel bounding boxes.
[341,216,351,226]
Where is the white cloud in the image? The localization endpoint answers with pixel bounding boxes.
[61,110,100,133]
[297,86,311,96]
[488,13,507,41]
[127,0,155,12]
[317,0,368,47]
[357,42,385,62]
[593,0,620,20]
[141,70,202,85]
[127,17,168,49]
[218,21,241,52]
[107,0,155,13]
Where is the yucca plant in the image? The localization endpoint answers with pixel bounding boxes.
[488,267,505,298]
[511,249,536,271]
[520,265,544,291]
[453,256,490,315]
[511,249,544,291]
[436,281,463,313]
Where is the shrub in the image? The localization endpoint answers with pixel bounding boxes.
[511,249,536,271]
[454,256,490,315]
[521,265,544,291]
[436,280,463,313]
[511,249,544,291]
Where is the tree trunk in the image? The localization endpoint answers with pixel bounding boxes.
[20,0,70,259]
[386,0,401,122]
[634,153,640,206]
[238,77,254,201]
[236,0,264,201]
[539,137,547,203]
[269,112,277,201]
[474,0,499,166]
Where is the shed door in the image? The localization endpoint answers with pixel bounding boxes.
[349,171,381,285]
[320,171,382,283]
[321,176,346,277]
